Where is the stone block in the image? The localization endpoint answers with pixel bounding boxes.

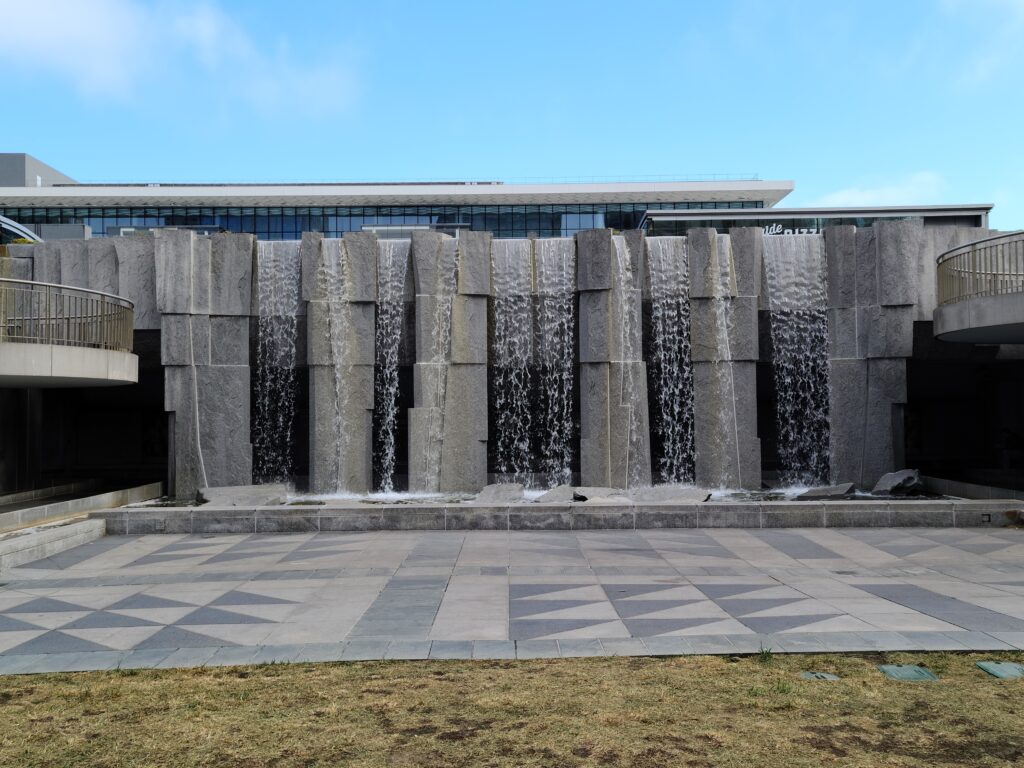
[621,229,646,288]
[876,219,921,307]
[407,406,444,492]
[86,239,118,295]
[210,316,249,365]
[125,511,193,535]
[444,507,509,530]
[341,231,379,302]
[209,233,254,316]
[690,296,758,362]
[729,227,763,298]
[859,305,914,359]
[824,225,857,309]
[164,367,203,498]
[411,231,457,295]
[381,509,446,530]
[686,228,716,298]
[576,228,613,291]
[439,364,488,492]
[450,295,488,364]
[308,365,337,494]
[889,503,954,527]
[854,227,878,306]
[191,511,256,534]
[197,365,252,487]
[578,290,610,363]
[0,253,33,280]
[828,358,867,485]
[634,508,699,528]
[608,361,652,488]
[828,307,858,359]
[761,506,826,527]
[579,362,610,486]
[33,242,62,283]
[160,314,210,366]
[861,358,906,486]
[698,505,762,527]
[58,240,89,289]
[413,362,445,407]
[508,509,573,530]
[306,299,375,367]
[692,361,760,489]
[256,514,319,533]
[113,236,159,330]
[476,484,524,503]
[414,295,453,363]
[308,363,374,494]
[572,509,635,529]
[300,231,323,301]
[823,504,892,527]
[319,511,385,531]
[155,230,197,314]
[457,230,492,295]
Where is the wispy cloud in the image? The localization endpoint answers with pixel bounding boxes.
[0,0,357,114]
[814,172,949,207]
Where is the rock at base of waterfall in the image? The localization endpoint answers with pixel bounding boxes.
[629,486,711,503]
[572,487,628,503]
[476,483,525,503]
[198,484,289,507]
[796,483,855,501]
[533,485,574,503]
[872,469,923,496]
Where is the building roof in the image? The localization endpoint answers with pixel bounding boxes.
[0,179,794,208]
[641,203,993,226]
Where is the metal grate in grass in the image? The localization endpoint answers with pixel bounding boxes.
[977,661,1024,679]
[800,671,840,681]
[878,664,939,681]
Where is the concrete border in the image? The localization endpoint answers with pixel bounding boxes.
[0,519,105,572]
[90,499,1024,534]
[1,482,163,533]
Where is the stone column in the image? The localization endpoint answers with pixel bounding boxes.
[408,230,490,493]
[307,233,377,494]
[689,228,761,489]
[577,228,652,488]
[825,220,918,487]
[157,230,254,497]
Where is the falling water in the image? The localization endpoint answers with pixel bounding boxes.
[709,234,742,488]
[253,240,300,483]
[534,238,576,486]
[491,239,534,483]
[373,239,410,492]
[612,235,646,489]
[322,239,353,491]
[763,234,830,485]
[646,237,695,483]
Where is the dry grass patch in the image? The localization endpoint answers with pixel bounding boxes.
[1,651,1023,767]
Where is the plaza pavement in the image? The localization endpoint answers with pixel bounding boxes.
[2,528,1024,673]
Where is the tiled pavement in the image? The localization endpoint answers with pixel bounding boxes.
[2,528,1024,673]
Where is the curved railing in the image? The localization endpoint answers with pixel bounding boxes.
[937,230,1024,306]
[0,278,134,352]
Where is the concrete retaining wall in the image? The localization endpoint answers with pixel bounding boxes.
[0,481,163,533]
[0,519,105,572]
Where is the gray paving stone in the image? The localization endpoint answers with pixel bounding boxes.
[599,638,649,656]
[772,634,829,653]
[472,640,516,659]
[686,635,738,655]
[429,641,474,660]
[118,648,175,669]
[340,640,389,660]
[516,640,561,659]
[385,640,432,659]
[154,647,220,669]
[0,654,50,675]
[291,643,348,663]
[638,636,693,656]
[61,651,127,671]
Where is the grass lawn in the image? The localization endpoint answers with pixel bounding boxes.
[1,651,1023,767]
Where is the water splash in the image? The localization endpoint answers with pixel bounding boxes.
[646,237,695,483]
[322,239,353,491]
[253,240,300,483]
[535,238,576,486]
[709,234,742,489]
[373,239,410,492]
[763,234,830,485]
[491,239,534,483]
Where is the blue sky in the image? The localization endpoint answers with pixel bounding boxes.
[2,0,1022,227]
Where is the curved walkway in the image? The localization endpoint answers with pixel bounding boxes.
[1,528,1024,672]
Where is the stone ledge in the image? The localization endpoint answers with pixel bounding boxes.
[89,499,1023,533]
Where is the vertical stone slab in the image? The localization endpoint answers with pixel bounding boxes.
[457,230,492,295]
[300,231,324,302]
[579,362,611,486]
[154,230,196,314]
[210,233,254,316]
[113,236,159,330]
[875,219,921,307]
[729,227,763,298]
[86,240,118,295]
[439,364,488,491]
[33,242,61,284]
[58,240,89,289]
[824,225,857,309]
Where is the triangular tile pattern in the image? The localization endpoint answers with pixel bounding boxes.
[0,615,47,632]
[174,607,274,625]
[693,583,842,635]
[62,611,160,629]
[509,619,613,640]
[106,594,198,611]
[4,631,113,655]
[133,626,236,650]
[209,591,298,607]
[0,597,89,613]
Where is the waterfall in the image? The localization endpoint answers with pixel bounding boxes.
[763,234,830,485]
[710,234,742,488]
[646,237,695,483]
[535,238,576,486]
[612,235,646,489]
[491,239,534,483]
[253,240,300,483]
[322,239,353,491]
[373,239,410,492]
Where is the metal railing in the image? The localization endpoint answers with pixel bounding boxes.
[0,278,134,352]
[937,230,1024,306]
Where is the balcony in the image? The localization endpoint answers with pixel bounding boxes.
[0,279,138,386]
[934,231,1024,343]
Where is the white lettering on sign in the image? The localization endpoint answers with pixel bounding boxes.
[762,223,819,235]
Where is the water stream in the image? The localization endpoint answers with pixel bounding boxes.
[373,239,410,492]
[253,240,300,483]
[612,235,646,489]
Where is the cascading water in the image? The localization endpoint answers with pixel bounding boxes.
[612,235,646,489]
[762,234,830,485]
[710,234,742,488]
[646,237,695,483]
[420,238,458,490]
[490,240,534,483]
[534,238,576,486]
[373,239,410,492]
[253,240,300,483]
[322,239,353,491]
